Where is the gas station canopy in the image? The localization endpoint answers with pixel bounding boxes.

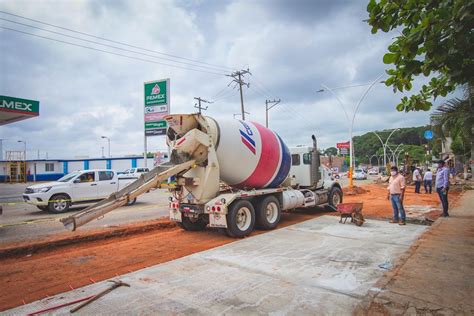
[0,95,40,125]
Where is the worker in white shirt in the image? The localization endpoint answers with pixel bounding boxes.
[423,168,433,194]
[412,167,422,193]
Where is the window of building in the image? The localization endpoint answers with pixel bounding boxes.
[99,171,114,181]
[303,153,312,165]
[45,163,55,172]
[291,154,300,166]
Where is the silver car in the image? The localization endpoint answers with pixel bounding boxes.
[353,169,367,180]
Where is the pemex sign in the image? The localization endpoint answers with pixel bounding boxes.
[1,95,39,115]
[0,95,40,126]
[144,79,169,136]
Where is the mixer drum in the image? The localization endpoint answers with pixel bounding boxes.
[213,118,291,189]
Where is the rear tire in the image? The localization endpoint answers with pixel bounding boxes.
[226,200,255,238]
[328,187,343,211]
[47,194,71,214]
[255,195,281,230]
[177,215,207,231]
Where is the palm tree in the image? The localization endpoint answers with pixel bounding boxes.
[431,87,473,178]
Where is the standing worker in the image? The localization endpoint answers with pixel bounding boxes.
[387,166,406,225]
[413,167,422,193]
[435,160,450,217]
[423,168,433,194]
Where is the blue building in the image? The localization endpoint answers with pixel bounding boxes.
[0,156,159,182]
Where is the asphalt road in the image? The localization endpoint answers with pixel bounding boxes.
[0,183,171,244]
[0,175,379,244]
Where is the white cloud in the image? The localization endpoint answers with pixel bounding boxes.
[0,0,457,160]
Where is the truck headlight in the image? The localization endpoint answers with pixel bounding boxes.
[34,187,52,193]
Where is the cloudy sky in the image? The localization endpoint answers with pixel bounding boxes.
[0,0,458,160]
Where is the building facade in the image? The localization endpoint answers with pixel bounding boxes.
[0,156,160,182]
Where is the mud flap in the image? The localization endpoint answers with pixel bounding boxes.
[170,209,182,222]
[209,213,227,228]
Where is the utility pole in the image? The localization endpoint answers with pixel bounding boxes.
[227,69,251,120]
[194,97,212,114]
[265,99,281,128]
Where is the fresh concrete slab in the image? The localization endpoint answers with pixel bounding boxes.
[7,216,427,315]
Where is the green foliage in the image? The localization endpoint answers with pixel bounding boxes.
[324,147,338,156]
[402,144,428,163]
[431,90,473,162]
[354,125,431,164]
[366,0,474,112]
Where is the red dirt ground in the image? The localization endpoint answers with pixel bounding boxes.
[0,209,327,311]
[0,183,462,311]
[342,183,462,220]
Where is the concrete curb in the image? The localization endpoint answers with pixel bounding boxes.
[0,220,176,258]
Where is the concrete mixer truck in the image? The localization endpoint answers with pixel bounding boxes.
[61,113,343,238]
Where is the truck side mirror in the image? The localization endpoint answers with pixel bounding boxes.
[73,179,81,183]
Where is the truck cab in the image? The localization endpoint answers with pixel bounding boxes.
[289,146,334,188]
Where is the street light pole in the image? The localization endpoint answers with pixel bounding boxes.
[320,74,383,188]
[372,128,400,168]
[17,140,26,158]
[101,136,110,158]
[387,143,404,165]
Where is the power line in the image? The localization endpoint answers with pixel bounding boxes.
[249,84,270,99]
[212,83,239,102]
[210,84,232,100]
[0,26,227,76]
[0,10,237,72]
[250,74,279,99]
[0,17,228,73]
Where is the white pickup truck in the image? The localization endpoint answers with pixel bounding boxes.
[23,169,137,213]
[118,167,150,179]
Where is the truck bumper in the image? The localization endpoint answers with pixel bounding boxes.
[169,209,182,222]
[22,194,48,206]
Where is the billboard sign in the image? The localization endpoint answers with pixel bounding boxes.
[0,95,40,126]
[336,141,350,149]
[1,95,39,115]
[144,79,169,136]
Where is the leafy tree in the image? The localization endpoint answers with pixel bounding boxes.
[366,0,474,112]
[431,89,473,175]
[324,147,338,156]
[353,125,432,165]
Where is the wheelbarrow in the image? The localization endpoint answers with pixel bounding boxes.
[337,203,364,226]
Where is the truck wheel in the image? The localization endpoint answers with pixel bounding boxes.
[328,187,343,211]
[126,198,137,206]
[255,195,281,230]
[226,200,255,238]
[48,194,71,213]
[178,215,207,231]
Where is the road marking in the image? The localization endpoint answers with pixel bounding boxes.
[0,217,60,228]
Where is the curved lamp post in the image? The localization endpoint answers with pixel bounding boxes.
[320,74,383,188]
